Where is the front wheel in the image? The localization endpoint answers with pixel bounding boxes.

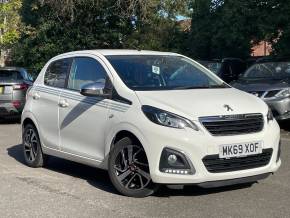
[108,137,159,197]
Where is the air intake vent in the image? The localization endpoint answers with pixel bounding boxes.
[264,90,281,98]
[202,148,273,173]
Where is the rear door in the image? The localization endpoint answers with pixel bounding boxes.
[32,58,72,150]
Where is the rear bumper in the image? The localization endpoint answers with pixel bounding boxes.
[0,101,24,117]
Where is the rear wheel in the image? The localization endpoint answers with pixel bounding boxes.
[108,137,159,197]
[23,124,46,167]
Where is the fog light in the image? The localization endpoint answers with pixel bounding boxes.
[159,148,195,175]
[168,154,177,165]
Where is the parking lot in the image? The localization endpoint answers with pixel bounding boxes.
[0,122,289,218]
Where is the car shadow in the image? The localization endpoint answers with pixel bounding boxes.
[7,144,118,195]
[154,183,254,197]
[7,144,254,197]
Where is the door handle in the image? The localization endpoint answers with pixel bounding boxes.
[58,99,69,108]
[32,92,40,100]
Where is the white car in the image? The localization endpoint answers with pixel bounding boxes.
[22,50,281,197]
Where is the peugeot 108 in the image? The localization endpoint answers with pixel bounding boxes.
[22,50,281,197]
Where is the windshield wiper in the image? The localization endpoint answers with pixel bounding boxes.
[173,86,210,90]
[173,83,229,90]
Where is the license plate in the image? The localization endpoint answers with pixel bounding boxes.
[219,141,262,158]
[0,87,3,94]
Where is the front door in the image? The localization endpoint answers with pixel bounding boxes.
[58,56,112,161]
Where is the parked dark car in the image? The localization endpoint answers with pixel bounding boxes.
[199,58,247,83]
[0,67,33,120]
[231,57,290,120]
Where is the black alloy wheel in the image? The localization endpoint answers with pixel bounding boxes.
[23,124,46,167]
[108,137,159,197]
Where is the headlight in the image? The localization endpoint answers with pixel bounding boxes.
[267,108,274,122]
[142,105,199,131]
[275,88,290,98]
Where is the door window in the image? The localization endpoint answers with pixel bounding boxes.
[44,58,71,88]
[68,57,108,91]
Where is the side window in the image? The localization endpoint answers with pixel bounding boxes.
[68,57,108,91]
[44,58,71,88]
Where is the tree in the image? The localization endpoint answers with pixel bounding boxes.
[186,0,213,59]
[264,0,290,56]
[0,0,22,66]
[186,0,290,59]
[12,0,191,71]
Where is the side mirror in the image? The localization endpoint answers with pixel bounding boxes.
[80,82,110,98]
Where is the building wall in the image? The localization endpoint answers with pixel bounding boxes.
[251,41,272,57]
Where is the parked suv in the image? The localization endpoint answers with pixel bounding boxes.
[22,50,281,197]
[0,67,32,120]
[231,58,290,120]
[199,58,247,83]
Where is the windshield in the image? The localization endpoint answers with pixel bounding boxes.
[242,62,290,79]
[106,55,227,91]
[0,70,23,81]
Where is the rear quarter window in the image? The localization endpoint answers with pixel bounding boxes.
[44,58,72,88]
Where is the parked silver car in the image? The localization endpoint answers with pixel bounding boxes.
[231,58,290,120]
[0,67,33,120]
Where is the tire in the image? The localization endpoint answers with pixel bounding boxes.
[108,137,159,197]
[23,124,46,168]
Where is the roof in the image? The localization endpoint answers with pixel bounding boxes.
[256,56,290,63]
[55,49,179,58]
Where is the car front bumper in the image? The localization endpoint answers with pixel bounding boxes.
[142,118,281,185]
[264,97,290,120]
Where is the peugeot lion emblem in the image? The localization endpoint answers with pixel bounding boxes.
[224,104,233,112]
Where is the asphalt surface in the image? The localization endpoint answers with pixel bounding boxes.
[0,121,289,218]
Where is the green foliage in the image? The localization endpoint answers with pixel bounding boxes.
[187,0,290,59]
[0,0,22,48]
[10,0,290,71]
[12,0,191,71]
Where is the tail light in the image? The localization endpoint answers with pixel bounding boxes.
[12,100,21,108]
[13,83,29,90]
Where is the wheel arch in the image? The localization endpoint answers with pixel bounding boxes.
[103,123,151,170]
[21,112,40,135]
[23,117,37,129]
[111,130,143,151]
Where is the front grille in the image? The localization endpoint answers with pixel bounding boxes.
[202,148,273,173]
[264,90,281,98]
[200,114,264,136]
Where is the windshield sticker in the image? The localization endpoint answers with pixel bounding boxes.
[152,66,160,75]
